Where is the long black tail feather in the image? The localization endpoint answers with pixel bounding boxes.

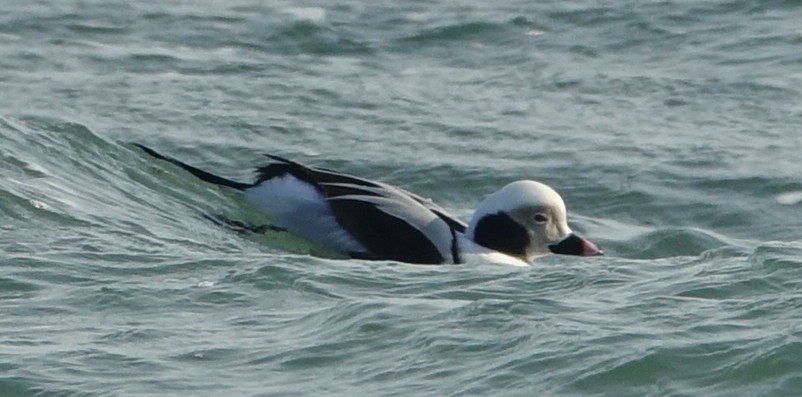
[133,143,251,190]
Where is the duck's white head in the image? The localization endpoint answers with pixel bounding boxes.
[466,180,602,262]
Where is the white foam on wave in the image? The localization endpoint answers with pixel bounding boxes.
[775,191,802,205]
[404,12,430,22]
[30,199,49,210]
[285,7,326,23]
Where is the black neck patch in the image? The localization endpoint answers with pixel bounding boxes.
[472,212,529,257]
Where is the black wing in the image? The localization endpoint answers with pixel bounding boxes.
[255,156,464,264]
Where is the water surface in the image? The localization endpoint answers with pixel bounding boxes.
[2,1,802,396]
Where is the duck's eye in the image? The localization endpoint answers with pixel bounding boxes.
[534,214,548,223]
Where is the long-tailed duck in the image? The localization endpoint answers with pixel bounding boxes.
[134,144,602,266]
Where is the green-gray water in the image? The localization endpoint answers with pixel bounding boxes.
[2,1,802,396]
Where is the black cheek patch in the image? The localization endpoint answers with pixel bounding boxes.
[472,212,530,257]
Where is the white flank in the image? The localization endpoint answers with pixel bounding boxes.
[243,175,366,253]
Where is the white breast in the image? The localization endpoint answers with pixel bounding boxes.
[457,236,531,267]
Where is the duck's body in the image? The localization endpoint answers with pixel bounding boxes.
[135,144,601,265]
